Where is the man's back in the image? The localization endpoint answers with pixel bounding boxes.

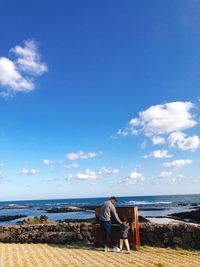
[99,200,121,223]
[99,200,112,221]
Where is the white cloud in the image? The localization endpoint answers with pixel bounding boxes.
[140,140,147,149]
[118,101,197,137]
[110,135,118,139]
[11,40,48,75]
[152,150,172,158]
[67,166,119,181]
[68,169,99,180]
[168,131,200,151]
[122,171,145,185]
[162,159,192,170]
[0,39,47,96]
[0,172,4,179]
[65,151,100,160]
[117,129,129,137]
[64,163,79,169]
[43,159,54,165]
[177,174,185,180]
[156,172,185,184]
[152,136,166,145]
[169,174,185,184]
[159,171,173,178]
[144,150,173,159]
[19,168,40,176]
[100,166,119,174]
[0,57,33,93]
[0,163,4,167]
[40,177,55,182]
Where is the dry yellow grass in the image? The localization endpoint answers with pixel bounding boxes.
[0,243,200,267]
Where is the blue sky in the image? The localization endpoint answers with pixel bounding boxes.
[0,0,200,200]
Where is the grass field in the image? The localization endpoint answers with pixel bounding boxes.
[0,243,200,267]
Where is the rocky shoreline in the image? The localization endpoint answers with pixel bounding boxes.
[1,205,199,225]
[0,205,32,210]
[0,215,27,222]
[45,206,87,213]
[168,207,200,224]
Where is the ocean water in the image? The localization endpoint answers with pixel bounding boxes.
[0,194,200,226]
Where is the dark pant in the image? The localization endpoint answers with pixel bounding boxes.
[99,220,116,247]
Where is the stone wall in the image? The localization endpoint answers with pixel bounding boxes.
[0,223,93,244]
[140,223,200,250]
[0,222,200,250]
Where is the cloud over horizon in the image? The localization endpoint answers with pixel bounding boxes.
[67,166,119,181]
[43,159,54,165]
[162,159,192,170]
[64,163,79,169]
[122,170,145,185]
[65,151,102,160]
[144,150,173,159]
[118,101,200,153]
[19,168,40,176]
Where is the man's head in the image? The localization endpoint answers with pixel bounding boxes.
[109,196,118,204]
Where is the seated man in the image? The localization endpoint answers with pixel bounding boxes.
[99,196,122,252]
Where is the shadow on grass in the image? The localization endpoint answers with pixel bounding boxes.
[49,242,99,251]
[48,242,141,254]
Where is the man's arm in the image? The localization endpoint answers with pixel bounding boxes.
[109,203,122,224]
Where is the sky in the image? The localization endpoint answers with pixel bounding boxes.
[0,0,200,201]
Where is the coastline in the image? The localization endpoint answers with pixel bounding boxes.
[0,194,200,226]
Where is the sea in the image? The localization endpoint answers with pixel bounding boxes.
[0,194,200,226]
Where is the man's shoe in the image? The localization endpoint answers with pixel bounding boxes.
[104,245,110,252]
[113,247,120,253]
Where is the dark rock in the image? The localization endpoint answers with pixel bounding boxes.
[82,231,91,237]
[139,216,149,223]
[168,208,200,224]
[58,218,95,223]
[81,206,96,210]
[46,206,86,213]
[173,237,182,245]
[20,215,50,225]
[191,203,199,207]
[186,225,195,233]
[0,205,32,210]
[0,215,27,222]
[183,233,193,243]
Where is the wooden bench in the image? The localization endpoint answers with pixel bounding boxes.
[93,206,140,250]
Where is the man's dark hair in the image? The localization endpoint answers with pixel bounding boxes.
[109,196,118,202]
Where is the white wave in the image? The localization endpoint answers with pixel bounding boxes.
[125,201,172,205]
[44,202,89,206]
